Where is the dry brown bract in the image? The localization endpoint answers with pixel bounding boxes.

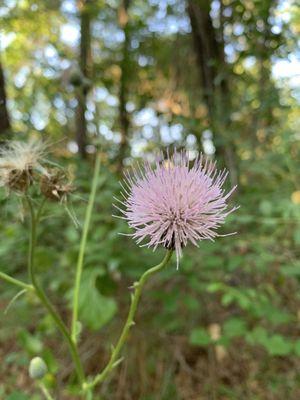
[40,168,74,202]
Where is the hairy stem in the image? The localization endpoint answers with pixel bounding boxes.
[88,250,173,390]
[72,154,101,343]
[26,196,86,388]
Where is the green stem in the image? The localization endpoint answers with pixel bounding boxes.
[38,382,55,400]
[0,271,33,291]
[88,250,173,390]
[26,196,86,388]
[71,155,101,343]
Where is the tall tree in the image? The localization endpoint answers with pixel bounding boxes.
[187,0,219,125]
[0,59,10,135]
[117,0,131,170]
[187,0,238,186]
[76,0,92,158]
[253,0,278,137]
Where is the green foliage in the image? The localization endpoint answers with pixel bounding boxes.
[7,393,30,400]
[189,328,212,347]
[77,268,117,331]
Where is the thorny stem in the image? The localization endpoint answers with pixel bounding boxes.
[87,250,173,390]
[25,196,86,389]
[72,155,101,343]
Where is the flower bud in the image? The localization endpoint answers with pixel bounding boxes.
[29,357,48,380]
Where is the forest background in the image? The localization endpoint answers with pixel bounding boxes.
[0,0,299,399]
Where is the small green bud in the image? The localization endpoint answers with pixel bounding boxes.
[29,357,48,380]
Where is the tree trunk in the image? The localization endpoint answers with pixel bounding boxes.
[187,0,238,187]
[187,0,218,124]
[76,0,92,158]
[251,0,276,146]
[117,0,131,171]
[0,60,10,135]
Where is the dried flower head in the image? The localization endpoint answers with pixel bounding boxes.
[115,150,237,267]
[40,168,74,202]
[0,140,46,192]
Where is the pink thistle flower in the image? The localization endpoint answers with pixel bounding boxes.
[114,150,237,267]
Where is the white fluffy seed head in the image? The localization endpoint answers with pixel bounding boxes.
[0,140,47,192]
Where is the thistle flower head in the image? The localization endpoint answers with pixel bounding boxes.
[115,150,237,267]
[0,140,46,192]
[40,167,74,202]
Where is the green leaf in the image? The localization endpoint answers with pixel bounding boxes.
[227,256,243,272]
[206,282,224,293]
[221,292,234,306]
[294,340,300,356]
[247,328,292,356]
[294,228,300,245]
[183,295,199,311]
[259,200,273,216]
[78,269,117,331]
[264,335,292,356]
[246,327,269,347]
[189,328,211,347]
[204,255,224,269]
[265,307,292,326]
[280,262,300,277]
[223,318,247,338]
[18,331,43,354]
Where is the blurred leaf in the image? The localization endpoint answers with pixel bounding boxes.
[189,328,211,347]
[7,392,30,400]
[259,200,273,216]
[18,331,43,354]
[227,255,243,272]
[294,340,300,356]
[223,318,247,338]
[264,335,293,356]
[247,328,292,356]
[246,327,269,347]
[183,295,200,311]
[280,262,300,277]
[293,228,300,245]
[78,268,117,331]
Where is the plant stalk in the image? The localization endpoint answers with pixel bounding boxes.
[38,382,55,400]
[88,249,173,389]
[71,154,101,343]
[0,271,33,291]
[26,196,86,388]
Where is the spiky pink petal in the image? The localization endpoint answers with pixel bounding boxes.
[115,150,237,267]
